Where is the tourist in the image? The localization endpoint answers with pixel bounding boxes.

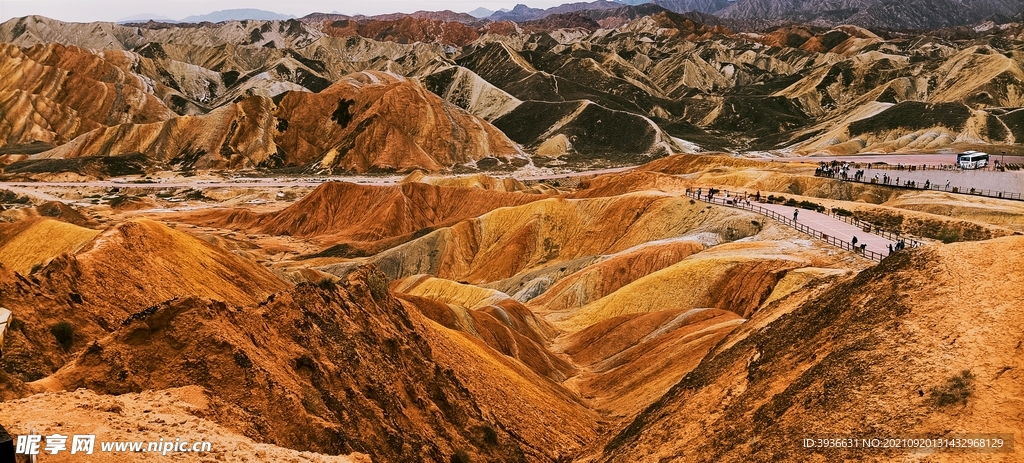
[793,209,799,221]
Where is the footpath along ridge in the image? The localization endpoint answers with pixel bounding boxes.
[685,189,911,262]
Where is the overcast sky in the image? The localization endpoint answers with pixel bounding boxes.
[0,0,575,22]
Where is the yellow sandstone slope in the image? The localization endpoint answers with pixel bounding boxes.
[0,218,289,385]
[393,275,574,381]
[526,239,706,315]
[0,387,370,463]
[599,236,1024,463]
[0,218,99,274]
[552,240,817,332]
[560,308,744,418]
[369,192,764,284]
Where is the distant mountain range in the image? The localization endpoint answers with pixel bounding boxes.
[179,9,294,23]
[490,2,625,21]
[116,13,177,23]
[118,8,294,24]
[109,2,1021,30]
[486,0,1020,30]
[716,0,1023,30]
[468,7,510,18]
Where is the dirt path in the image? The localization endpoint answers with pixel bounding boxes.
[1,184,71,203]
[0,165,638,191]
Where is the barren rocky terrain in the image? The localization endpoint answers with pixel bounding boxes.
[2,153,1022,461]
[2,6,1024,177]
[1,2,1023,462]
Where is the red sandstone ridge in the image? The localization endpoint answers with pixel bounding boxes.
[0,43,174,148]
[32,96,281,169]
[757,25,817,48]
[17,69,522,172]
[520,13,601,33]
[184,181,547,244]
[321,17,482,46]
[368,10,479,24]
[0,43,175,126]
[40,269,590,462]
[646,11,732,38]
[273,71,524,172]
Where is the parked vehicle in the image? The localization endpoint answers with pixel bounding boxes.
[957,151,989,169]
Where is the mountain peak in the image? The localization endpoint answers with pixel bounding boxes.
[116,13,176,24]
[178,8,294,24]
[468,7,511,18]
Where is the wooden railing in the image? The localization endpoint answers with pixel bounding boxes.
[849,162,1024,173]
[816,171,1024,201]
[685,189,889,262]
[814,206,919,245]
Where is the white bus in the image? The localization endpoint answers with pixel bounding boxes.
[957,151,989,169]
